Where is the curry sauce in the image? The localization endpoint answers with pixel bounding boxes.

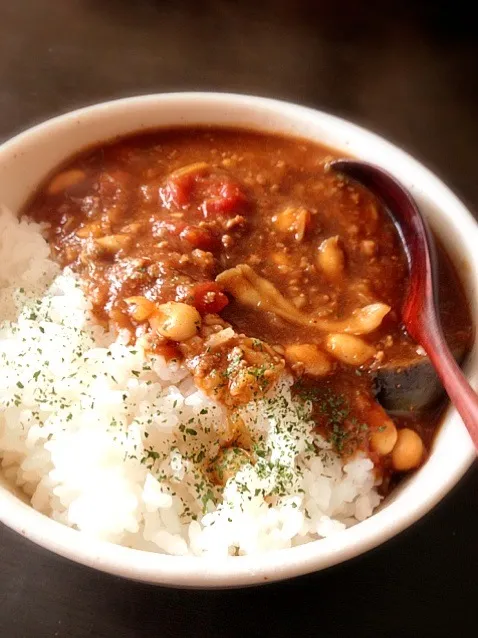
[24,127,473,480]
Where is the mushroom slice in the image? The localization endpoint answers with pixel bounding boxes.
[216,264,308,323]
[216,264,390,335]
[313,303,391,335]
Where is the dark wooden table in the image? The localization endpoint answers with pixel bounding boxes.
[1,1,477,636]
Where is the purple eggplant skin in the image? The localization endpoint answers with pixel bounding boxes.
[373,345,468,416]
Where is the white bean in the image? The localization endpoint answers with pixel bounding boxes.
[324,333,375,365]
[273,206,311,241]
[150,302,201,341]
[392,429,424,471]
[125,296,157,322]
[47,169,86,195]
[317,236,345,280]
[370,421,398,455]
[285,344,332,376]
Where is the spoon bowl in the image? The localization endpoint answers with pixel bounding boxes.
[331,159,478,450]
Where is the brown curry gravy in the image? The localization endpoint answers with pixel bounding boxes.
[23,127,473,483]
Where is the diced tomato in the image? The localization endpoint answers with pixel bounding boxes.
[153,342,181,361]
[156,220,216,251]
[159,166,249,218]
[201,179,249,218]
[180,226,217,251]
[160,174,194,209]
[160,165,206,209]
[192,282,229,314]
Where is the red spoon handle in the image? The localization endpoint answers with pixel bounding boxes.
[331,159,478,452]
[423,327,478,448]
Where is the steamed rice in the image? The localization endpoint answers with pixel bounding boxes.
[0,211,381,556]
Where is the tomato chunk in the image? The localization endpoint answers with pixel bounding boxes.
[160,166,249,218]
[192,282,229,314]
[153,342,181,361]
[156,220,217,251]
[180,226,217,251]
[201,180,249,218]
[160,175,194,209]
[160,164,207,209]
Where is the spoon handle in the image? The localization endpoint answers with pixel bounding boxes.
[423,330,478,448]
[330,158,478,451]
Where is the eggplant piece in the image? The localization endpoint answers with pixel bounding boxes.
[373,344,468,415]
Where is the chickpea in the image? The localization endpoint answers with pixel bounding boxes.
[47,169,86,195]
[273,208,296,233]
[149,302,201,341]
[355,397,398,455]
[285,344,332,377]
[272,206,311,241]
[317,236,345,280]
[370,420,398,455]
[324,333,375,365]
[125,296,156,322]
[392,428,424,471]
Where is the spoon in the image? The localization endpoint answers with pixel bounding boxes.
[330,159,478,450]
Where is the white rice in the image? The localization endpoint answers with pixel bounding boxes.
[0,210,381,557]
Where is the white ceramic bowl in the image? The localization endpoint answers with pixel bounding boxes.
[0,93,476,588]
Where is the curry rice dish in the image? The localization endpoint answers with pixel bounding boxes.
[0,127,471,556]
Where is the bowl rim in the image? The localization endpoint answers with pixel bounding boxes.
[0,92,476,588]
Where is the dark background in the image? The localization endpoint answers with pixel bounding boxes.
[0,1,477,636]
